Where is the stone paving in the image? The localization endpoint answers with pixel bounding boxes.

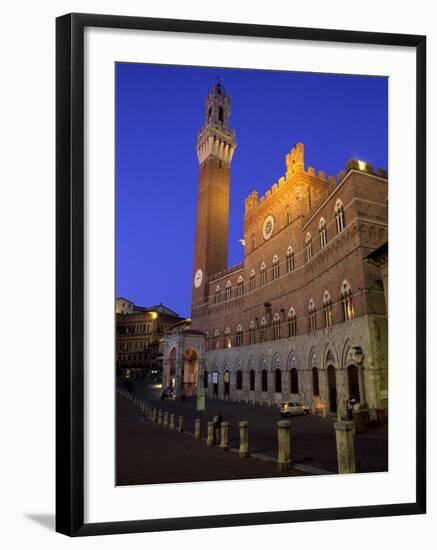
[121,379,388,475]
[116,395,306,486]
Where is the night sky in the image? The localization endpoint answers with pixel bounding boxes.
[116,63,388,318]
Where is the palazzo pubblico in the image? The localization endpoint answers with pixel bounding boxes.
[164,82,388,421]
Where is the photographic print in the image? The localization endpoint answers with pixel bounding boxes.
[115,63,389,486]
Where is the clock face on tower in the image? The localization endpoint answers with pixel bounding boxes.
[194,269,203,288]
[262,215,275,240]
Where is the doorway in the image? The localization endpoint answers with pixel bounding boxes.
[327,365,337,413]
[224,370,230,396]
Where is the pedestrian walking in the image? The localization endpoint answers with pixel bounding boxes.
[212,412,222,444]
[346,396,357,420]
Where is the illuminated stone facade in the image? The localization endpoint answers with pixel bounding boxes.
[164,83,388,419]
[116,301,183,377]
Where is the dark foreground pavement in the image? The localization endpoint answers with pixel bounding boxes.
[117,395,307,486]
[121,379,388,475]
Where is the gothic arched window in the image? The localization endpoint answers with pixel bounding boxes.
[286,246,295,272]
[249,320,256,345]
[322,290,333,328]
[335,199,345,234]
[319,217,328,248]
[308,299,317,333]
[341,280,354,321]
[272,255,280,280]
[273,312,281,340]
[287,307,297,337]
[249,269,256,291]
[225,280,232,301]
[237,276,244,297]
[214,285,221,304]
[260,262,267,285]
[236,324,243,347]
[224,326,231,348]
[260,316,267,343]
[214,329,220,349]
[305,232,313,261]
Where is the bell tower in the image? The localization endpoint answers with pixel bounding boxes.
[192,82,236,306]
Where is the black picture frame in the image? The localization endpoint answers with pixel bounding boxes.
[56,12,426,537]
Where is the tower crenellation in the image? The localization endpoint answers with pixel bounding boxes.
[244,143,388,221]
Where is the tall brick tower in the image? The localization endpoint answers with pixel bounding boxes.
[192,82,236,306]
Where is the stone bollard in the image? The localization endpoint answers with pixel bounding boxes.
[219,422,230,451]
[194,418,201,440]
[178,415,184,433]
[158,409,163,424]
[206,421,214,446]
[239,421,250,458]
[169,413,175,430]
[163,411,169,427]
[334,420,356,474]
[277,420,292,470]
[152,407,157,422]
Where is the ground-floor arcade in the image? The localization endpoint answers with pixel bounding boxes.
[163,315,387,421]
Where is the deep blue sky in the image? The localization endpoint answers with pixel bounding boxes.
[116,63,388,318]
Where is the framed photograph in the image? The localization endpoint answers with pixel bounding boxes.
[56,13,426,536]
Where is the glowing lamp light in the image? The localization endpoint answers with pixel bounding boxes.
[149,311,158,320]
[358,160,366,171]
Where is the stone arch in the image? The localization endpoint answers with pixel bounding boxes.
[341,338,355,370]
[182,347,199,396]
[323,342,339,369]
[259,354,268,370]
[271,351,281,370]
[248,355,256,392]
[286,349,300,370]
[222,358,231,396]
[222,357,231,372]
[247,355,255,370]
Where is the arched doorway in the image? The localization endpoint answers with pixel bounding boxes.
[224,370,230,396]
[290,368,299,394]
[249,369,255,391]
[312,367,319,396]
[347,364,360,402]
[183,348,198,396]
[275,368,282,393]
[261,369,268,392]
[327,365,337,413]
[212,370,219,396]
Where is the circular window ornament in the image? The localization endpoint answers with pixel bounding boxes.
[262,215,275,240]
[194,269,203,288]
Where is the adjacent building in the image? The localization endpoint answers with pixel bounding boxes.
[116,299,184,377]
[163,83,388,420]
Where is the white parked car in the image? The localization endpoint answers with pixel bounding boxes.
[280,401,310,417]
